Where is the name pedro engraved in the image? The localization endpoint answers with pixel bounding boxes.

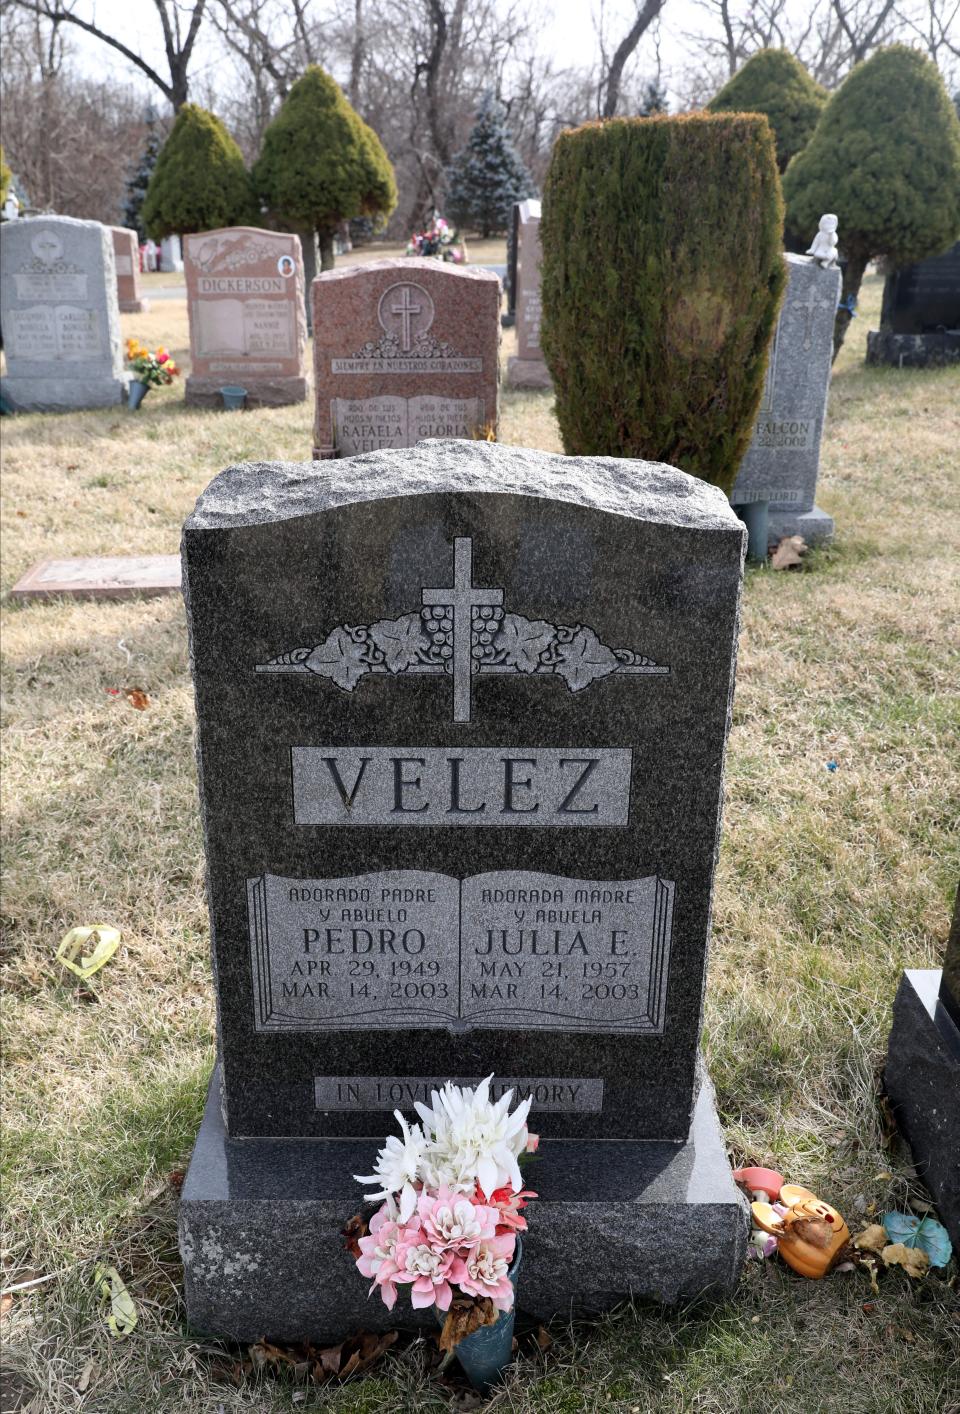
[248,869,673,1034]
[291,747,632,827]
[315,1075,604,1113]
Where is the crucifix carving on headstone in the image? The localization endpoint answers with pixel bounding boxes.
[790,284,835,352]
[421,537,503,722]
[391,286,422,351]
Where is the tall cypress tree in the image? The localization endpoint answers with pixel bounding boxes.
[253,66,397,271]
[142,104,256,239]
[784,46,960,354]
[446,94,535,238]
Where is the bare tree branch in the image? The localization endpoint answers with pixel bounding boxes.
[601,0,667,116]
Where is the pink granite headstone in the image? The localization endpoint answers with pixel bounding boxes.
[110,226,148,314]
[183,227,307,407]
[311,258,500,457]
[507,200,550,390]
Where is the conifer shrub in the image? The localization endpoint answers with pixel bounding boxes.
[708,49,826,172]
[142,104,255,239]
[540,113,785,497]
[253,66,396,270]
[446,93,535,237]
[783,45,960,355]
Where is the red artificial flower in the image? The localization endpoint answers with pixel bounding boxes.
[477,1183,538,1235]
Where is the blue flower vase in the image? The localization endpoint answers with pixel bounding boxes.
[127,380,149,410]
[438,1237,522,1394]
[220,385,247,411]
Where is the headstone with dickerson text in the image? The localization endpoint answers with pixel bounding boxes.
[867,240,960,369]
[507,199,550,389]
[184,227,307,407]
[177,437,749,1342]
[0,215,129,411]
[311,257,500,457]
[730,253,840,546]
[110,226,148,313]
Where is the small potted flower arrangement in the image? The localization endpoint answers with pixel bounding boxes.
[125,338,179,409]
[350,1076,537,1391]
[405,213,467,264]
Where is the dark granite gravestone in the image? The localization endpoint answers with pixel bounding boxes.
[867,241,960,368]
[884,885,960,1247]
[178,439,749,1340]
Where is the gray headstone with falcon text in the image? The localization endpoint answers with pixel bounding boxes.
[731,252,840,545]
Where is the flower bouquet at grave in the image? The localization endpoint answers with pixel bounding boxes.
[349,1077,537,1384]
[405,214,466,264]
[125,339,179,408]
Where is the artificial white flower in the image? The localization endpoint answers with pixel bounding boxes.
[353,1111,425,1220]
[414,1075,532,1198]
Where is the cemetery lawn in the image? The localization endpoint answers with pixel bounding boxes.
[2,271,958,1413]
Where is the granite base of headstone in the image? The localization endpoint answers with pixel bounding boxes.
[884,888,960,1246]
[867,241,960,369]
[183,227,308,408]
[730,253,840,548]
[0,215,129,412]
[180,1060,746,1343]
[177,439,749,1341]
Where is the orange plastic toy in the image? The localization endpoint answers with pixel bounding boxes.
[751,1184,851,1279]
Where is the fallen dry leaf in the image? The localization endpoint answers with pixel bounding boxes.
[124,688,151,710]
[247,1329,397,1385]
[438,1296,499,1354]
[853,1224,889,1254]
[882,1242,929,1279]
[770,535,807,570]
[1,1293,13,1319]
[534,1325,553,1351]
[341,1212,368,1259]
[76,1358,95,1393]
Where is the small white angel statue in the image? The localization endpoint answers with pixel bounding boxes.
[807,213,839,268]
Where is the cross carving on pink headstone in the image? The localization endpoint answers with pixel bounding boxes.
[391,286,422,351]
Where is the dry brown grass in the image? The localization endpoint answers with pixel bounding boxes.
[1,269,958,1413]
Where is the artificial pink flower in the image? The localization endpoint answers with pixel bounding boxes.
[355,1202,408,1310]
[478,1183,537,1235]
[526,1133,540,1154]
[393,1226,462,1310]
[417,1186,497,1252]
[457,1233,516,1311]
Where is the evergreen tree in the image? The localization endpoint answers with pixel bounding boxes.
[142,104,256,240]
[446,94,536,238]
[123,124,163,240]
[540,113,785,497]
[708,49,826,173]
[638,80,668,116]
[783,45,960,355]
[253,66,397,271]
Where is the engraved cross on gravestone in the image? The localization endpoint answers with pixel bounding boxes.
[789,283,836,352]
[422,537,503,721]
[391,286,421,351]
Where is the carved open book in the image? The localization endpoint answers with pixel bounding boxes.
[248,869,674,1036]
